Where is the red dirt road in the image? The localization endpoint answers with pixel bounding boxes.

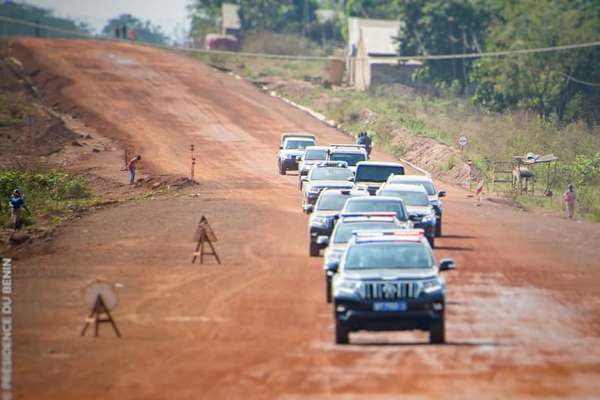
[8,38,600,399]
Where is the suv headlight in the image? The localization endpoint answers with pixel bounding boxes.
[422,214,435,223]
[334,280,360,296]
[421,278,442,294]
[310,216,328,227]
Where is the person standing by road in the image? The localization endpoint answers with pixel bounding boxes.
[9,189,29,230]
[127,155,141,185]
[563,184,576,219]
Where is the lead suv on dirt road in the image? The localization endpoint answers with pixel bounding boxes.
[304,188,368,257]
[387,175,446,237]
[321,213,411,303]
[353,161,405,195]
[277,133,316,175]
[329,230,456,345]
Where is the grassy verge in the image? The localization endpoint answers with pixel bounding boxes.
[0,170,101,228]
[181,51,329,82]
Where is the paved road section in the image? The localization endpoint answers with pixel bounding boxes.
[10,38,600,399]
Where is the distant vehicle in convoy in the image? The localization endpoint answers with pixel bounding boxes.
[277,133,316,175]
[377,184,437,247]
[321,213,410,303]
[298,146,329,190]
[387,175,446,237]
[301,162,354,208]
[352,161,405,195]
[329,230,456,344]
[327,144,368,173]
[305,188,368,256]
[341,196,410,224]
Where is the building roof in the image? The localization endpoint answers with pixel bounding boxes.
[348,17,402,53]
[222,3,240,30]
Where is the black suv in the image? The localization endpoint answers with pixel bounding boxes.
[304,188,368,257]
[329,230,455,344]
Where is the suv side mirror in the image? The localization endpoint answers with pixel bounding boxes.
[439,258,455,271]
[347,176,355,182]
[438,190,447,198]
[303,204,313,214]
[301,176,309,183]
[316,235,329,247]
[279,146,283,150]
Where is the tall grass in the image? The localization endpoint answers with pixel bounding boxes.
[0,170,94,228]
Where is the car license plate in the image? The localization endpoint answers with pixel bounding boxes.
[373,301,406,312]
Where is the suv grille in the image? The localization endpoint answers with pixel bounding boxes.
[358,281,420,300]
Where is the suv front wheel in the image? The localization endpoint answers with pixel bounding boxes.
[429,318,445,344]
[309,240,320,257]
[335,320,349,344]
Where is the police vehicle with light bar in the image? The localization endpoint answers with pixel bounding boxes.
[321,213,411,303]
[329,229,456,344]
[305,188,368,257]
[277,133,316,175]
[386,175,446,237]
[352,161,405,195]
[301,161,354,208]
[376,184,437,247]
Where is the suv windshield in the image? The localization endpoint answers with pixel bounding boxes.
[317,193,349,211]
[356,165,405,182]
[304,149,328,160]
[391,180,436,195]
[379,190,430,206]
[311,168,353,181]
[333,221,397,243]
[285,139,314,150]
[330,153,366,166]
[344,200,406,221]
[345,243,434,270]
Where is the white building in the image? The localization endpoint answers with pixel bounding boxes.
[347,17,420,90]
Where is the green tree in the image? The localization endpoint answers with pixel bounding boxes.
[397,0,491,94]
[187,0,227,45]
[0,2,91,38]
[102,14,168,44]
[472,0,600,123]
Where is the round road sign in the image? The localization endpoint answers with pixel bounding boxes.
[458,136,468,147]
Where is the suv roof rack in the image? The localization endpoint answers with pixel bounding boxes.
[330,144,366,150]
[316,160,349,168]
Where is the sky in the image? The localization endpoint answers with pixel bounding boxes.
[23,0,191,38]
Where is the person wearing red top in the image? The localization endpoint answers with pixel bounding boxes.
[127,155,141,185]
[563,184,576,219]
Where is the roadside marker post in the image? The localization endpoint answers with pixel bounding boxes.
[458,135,468,160]
[190,144,196,182]
[192,216,221,265]
[467,159,473,191]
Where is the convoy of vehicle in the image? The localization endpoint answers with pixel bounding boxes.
[278,133,456,344]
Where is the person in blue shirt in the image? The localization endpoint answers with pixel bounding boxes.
[9,189,29,230]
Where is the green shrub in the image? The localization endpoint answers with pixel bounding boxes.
[0,170,90,228]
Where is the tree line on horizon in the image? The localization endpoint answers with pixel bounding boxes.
[0,3,169,46]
